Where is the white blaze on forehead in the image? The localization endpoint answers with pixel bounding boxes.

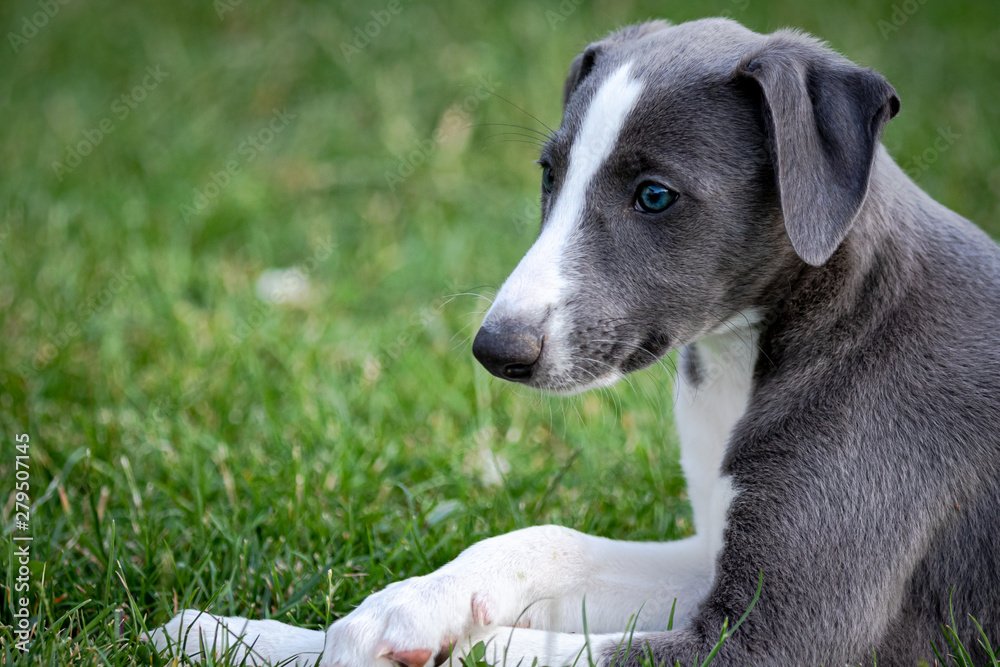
[485,62,644,331]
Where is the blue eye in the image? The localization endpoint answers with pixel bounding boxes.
[635,182,678,213]
[541,164,555,193]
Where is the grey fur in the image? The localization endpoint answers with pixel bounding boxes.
[679,344,703,388]
[479,18,1000,666]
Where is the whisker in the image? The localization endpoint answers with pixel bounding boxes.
[701,304,775,372]
[450,333,475,353]
[572,363,614,428]
[481,138,548,151]
[584,338,681,411]
[471,122,552,140]
[484,132,548,144]
[578,355,635,395]
[443,290,496,305]
[474,88,556,135]
[449,322,479,349]
[589,339,677,379]
[575,356,629,425]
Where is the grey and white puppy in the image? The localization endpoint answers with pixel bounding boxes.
[152,18,1000,667]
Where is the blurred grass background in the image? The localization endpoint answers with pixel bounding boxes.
[0,0,998,664]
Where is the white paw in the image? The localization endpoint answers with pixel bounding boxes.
[319,526,586,667]
[320,574,522,667]
[148,609,324,666]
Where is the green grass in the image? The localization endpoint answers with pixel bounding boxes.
[1,0,998,665]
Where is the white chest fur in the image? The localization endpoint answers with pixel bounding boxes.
[674,324,759,560]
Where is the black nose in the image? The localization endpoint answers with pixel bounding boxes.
[472,325,543,382]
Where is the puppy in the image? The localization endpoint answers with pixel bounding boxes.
[152,18,1000,667]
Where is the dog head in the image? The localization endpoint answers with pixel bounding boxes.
[473,18,899,392]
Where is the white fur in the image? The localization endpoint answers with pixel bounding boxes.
[709,308,762,337]
[675,322,759,541]
[148,610,324,666]
[485,62,644,380]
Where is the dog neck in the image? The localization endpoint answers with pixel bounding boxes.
[750,148,935,372]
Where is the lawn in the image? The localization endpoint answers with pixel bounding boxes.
[1,0,998,665]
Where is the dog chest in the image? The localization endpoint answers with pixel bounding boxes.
[674,325,758,550]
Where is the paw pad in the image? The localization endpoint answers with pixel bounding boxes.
[387,648,433,667]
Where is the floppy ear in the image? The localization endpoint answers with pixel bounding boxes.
[740,36,900,266]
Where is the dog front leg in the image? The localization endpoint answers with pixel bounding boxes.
[319,525,715,667]
[149,610,325,666]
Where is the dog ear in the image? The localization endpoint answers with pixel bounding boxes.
[739,36,900,266]
[563,45,601,108]
[563,21,671,108]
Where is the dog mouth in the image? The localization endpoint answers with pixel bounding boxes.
[528,342,636,395]
[474,316,670,394]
